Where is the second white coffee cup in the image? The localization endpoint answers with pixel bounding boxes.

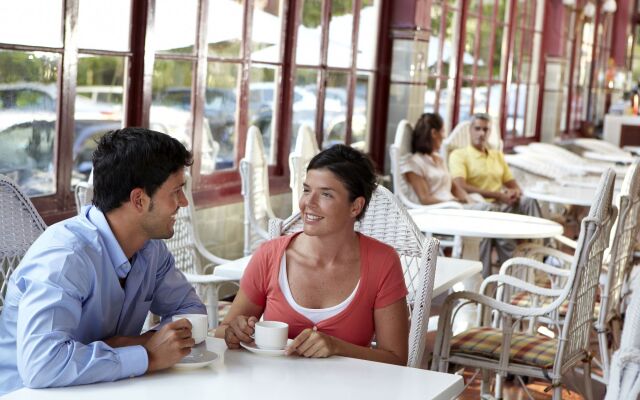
[172,314,208,344]
[254,321,289,350]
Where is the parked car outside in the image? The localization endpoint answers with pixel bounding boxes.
[0,83,218,195]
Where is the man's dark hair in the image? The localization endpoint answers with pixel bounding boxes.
[411,113,444,154]
[92,127,193,213]
[472,112,491,124]
[307,144,377,221]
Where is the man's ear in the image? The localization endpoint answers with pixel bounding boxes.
[130,188,146,212]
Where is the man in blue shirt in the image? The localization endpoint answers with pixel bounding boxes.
[0,128,207,395]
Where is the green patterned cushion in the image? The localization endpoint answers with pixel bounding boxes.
[509,292,599,316]
[450,327,557,368]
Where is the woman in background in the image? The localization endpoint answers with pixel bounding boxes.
[402,112,478,205]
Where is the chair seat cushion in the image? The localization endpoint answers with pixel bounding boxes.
[450,327,557,368]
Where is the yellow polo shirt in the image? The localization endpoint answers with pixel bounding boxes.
[448,146,514,196]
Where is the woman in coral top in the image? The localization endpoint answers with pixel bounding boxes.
[215,145,409,365]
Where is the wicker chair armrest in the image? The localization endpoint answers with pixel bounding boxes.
[195,241,232,265]
[524,247,573,264]
[443,289,563,319]
[553,234,577,249]
[498,257,572,277]
[480,273,564,298]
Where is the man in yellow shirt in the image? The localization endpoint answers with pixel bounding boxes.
[449,113,541,276]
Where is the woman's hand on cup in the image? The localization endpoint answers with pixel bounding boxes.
[285,328,336,358]
[224,315,258,349]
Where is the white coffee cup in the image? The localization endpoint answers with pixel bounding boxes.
[254,321,289,350]
[172,314,208,344]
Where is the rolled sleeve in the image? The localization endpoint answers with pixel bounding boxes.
[499,153,514,183]
[116,345,148,378]
[448,149,467,180]
[239,244,270,308]
[150,244,206,323]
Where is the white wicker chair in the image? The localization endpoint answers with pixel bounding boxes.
[268,185,439,368]
[595,161,640,381]
[432,169,617,400]
[440,118,503,166]
[0,174,47,313]
[240,126,277,256]
[496,162,640,382]
[74,169,94,213]
[605,275,640,400]
[289,124,319,214]
[163,173,237,328]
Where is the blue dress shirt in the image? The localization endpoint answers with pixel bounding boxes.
[0,206,206,395]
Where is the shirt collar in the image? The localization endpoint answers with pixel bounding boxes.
[468,145,489,157]
[86,205,132,279]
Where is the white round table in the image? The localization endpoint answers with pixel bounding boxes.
[523,184,596,207]
[407,208,563,239]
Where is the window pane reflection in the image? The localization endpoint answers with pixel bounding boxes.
[0,1,63,48]
[78,0,131,51]
[291,68,318,151]
[251,0,283,63]
[0,50,59,197]
[322,71,349,148]
[205,62,239,171]
[352,73,372,151]
[151,60,197,166]
[249,66,279,164]
[356,0,379,70]
[296,0,322,65]
[155,0,198,54]
[458,81,472,122]
[208,0,244,59]
[425,78,451,125]
[327,0,353,68]
[73,55,126,187]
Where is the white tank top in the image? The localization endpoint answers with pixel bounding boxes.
[279,255,359,324]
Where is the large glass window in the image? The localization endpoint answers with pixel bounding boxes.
[456,0,508,126]
[504,0,543,138]
[588,11,613,127]
[293,0,380,152]
[425,0,461,129]
[0,0,384,219]
[0,0,133,204]
[0,51,60,197]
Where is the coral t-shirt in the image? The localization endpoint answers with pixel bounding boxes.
[240,232,408,347]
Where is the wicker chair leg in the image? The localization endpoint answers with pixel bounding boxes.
[478,369,491,395]
[611,318,622,349]
[494,373,504,400]
[552,385,562,400]
[597,329,610,381]
[583,359,594,400]
[205,284,220,329]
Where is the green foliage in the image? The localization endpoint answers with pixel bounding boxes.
[77,56,125,86]
[0,51,58,84]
